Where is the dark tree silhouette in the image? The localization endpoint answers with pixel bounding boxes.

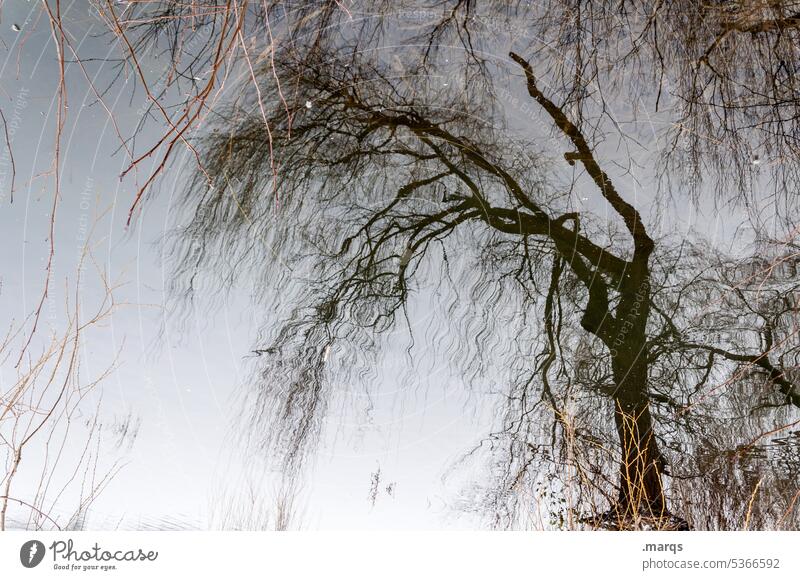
[107,1,800,529]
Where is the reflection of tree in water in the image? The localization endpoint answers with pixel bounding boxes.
[665,247,800,530]
[126,1,800,529]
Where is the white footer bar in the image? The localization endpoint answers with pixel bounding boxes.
[1,531,796,579]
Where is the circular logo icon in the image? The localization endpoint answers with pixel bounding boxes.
[20,540,46,568]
